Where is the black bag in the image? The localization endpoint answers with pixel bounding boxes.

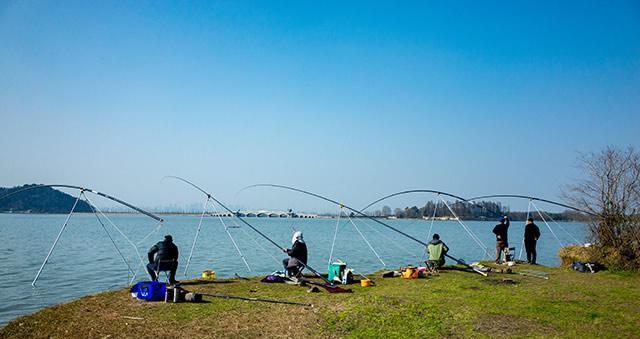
[572,261,587,272]
[572,261,602,273]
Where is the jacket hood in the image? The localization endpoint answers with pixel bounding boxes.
[292,231,304,244]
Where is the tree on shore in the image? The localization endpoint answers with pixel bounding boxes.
[565,146,640,271]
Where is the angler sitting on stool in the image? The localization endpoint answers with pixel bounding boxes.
[427,233,449,269]
[282,231,307,278]
[147,234,179,285]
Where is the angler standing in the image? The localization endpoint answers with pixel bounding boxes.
[147,234,180,285]
[282,231,307,278]
[524,217,541,264]
[492,216,510,263]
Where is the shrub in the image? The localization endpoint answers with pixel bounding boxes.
[564,146,640,271]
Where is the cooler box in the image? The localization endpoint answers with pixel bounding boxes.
[328,262,347,283]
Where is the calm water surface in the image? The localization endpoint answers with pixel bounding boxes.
[0,214,586,326]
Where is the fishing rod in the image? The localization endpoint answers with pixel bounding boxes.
[0,184,163,286]
[360,189,468,212]
[164,176,350,290]
[240,184,487,276]
[358,189,492,259]
[0,184,163,222]
[466,194,595,217]
[198,292,312,307]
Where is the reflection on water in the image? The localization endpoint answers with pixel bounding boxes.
[0,214,586,325]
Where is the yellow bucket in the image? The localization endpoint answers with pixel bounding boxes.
[202,270,216,279]
[360,279,371,287]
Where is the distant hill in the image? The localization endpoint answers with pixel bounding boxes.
[0,184,92,213]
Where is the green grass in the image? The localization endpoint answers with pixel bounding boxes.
[2,263,639,338]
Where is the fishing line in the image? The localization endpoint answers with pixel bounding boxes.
[519,200,533,260]
[466,194,595,216]
[360,189,468,212]
[84,193,136,281]
[241,184,486,276]
[1,184,162,286]
[538,209,581,244]
[355,217,422,262]
[184,196,211,276]
[440,197,491,259]
[327,205,342,266]
[531,201,563,247]
[0,184,163,222]
[346,214,386,267]
[32,191,82,287]
[210,201,252,272]
[84,194,149,285]
[421,197,440,262]
[137,221,164,245]
[228,216,281,265]
[166,177,344,288]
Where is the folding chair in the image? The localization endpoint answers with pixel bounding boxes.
[425,260,440,275]
[154,259,177,284]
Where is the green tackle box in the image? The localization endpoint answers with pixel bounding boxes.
[328,262,347,283]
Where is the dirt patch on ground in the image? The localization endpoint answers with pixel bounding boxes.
[474,313,557,337]
[480,277,520,286]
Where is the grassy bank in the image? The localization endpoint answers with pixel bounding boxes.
[2,263,639,338]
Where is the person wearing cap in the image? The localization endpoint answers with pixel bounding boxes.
[147,234,180,285]
[282,231,308,278]
[427,233,449,268]
[492,215,510,263]
[524,217,541,264]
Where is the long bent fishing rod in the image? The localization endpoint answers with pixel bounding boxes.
[240,184,486,276]
[466,194,595,217]
[362,191,594,218]
[359,189,468,212]
[198,292,312,307]
[359,189,492,259]
[0,184,163,286]
[0,184,163,222]
[164,176,343,287]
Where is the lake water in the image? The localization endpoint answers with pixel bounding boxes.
[0,213,587,326]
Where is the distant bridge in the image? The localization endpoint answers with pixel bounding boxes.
[210,210,318,219]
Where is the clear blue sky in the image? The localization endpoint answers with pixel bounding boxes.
[1,1,639,212]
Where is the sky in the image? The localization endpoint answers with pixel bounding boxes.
[1,1,639,213]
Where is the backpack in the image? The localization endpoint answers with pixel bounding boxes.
[261,271,287,283]
[130,281,167,301]
[573,261,602,273]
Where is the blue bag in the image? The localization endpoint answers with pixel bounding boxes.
[130,281,167,301]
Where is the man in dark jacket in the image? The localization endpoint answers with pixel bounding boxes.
[524,217,541,264]
[492,216,510,263]
[282,231,307,277]
[147,234,179,285]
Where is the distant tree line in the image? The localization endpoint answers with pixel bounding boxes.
[0,184,92,213]
[366,200,587,221]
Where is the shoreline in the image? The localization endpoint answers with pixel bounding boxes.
[1,264,638,338]
[0,212,585,222]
